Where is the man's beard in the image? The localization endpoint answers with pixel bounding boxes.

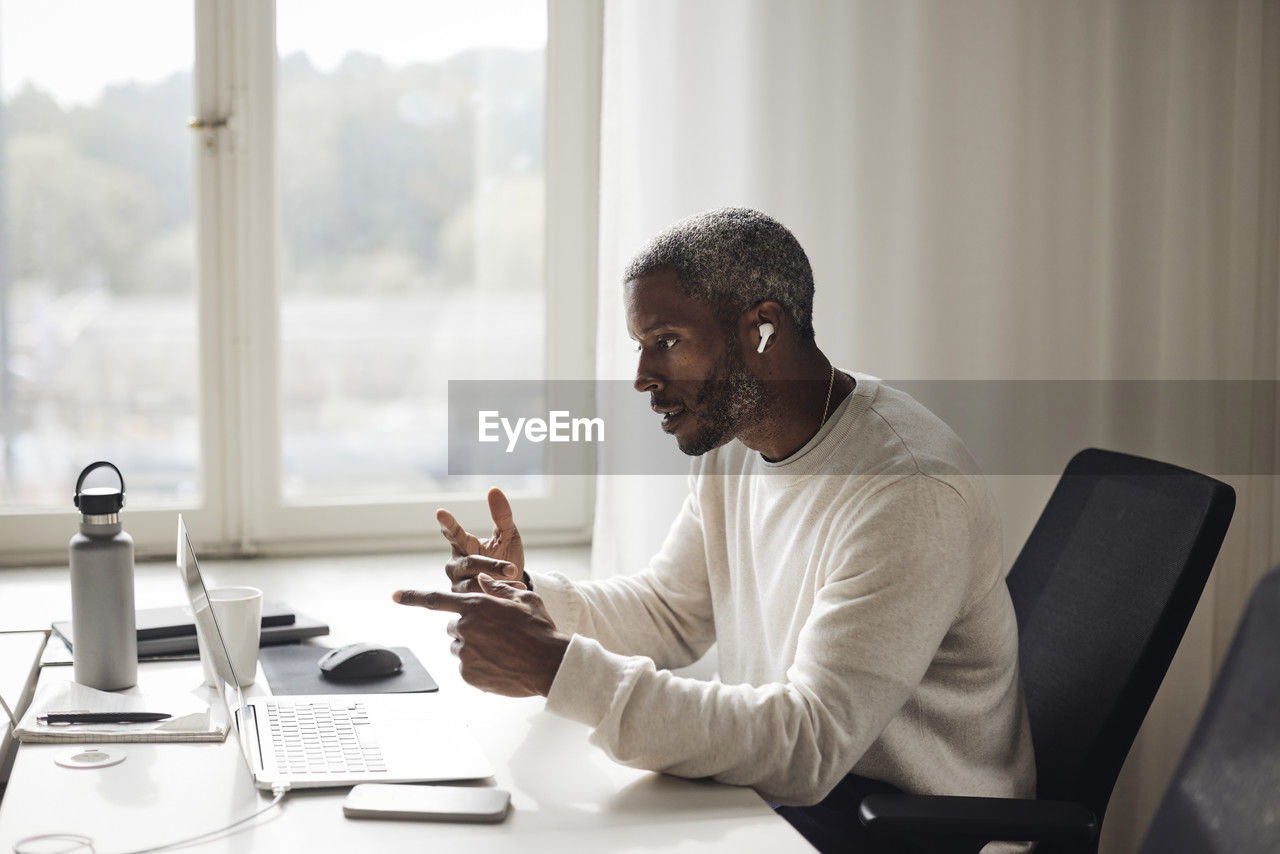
[673,344,771,456]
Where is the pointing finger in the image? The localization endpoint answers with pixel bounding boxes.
[393,588,470,613]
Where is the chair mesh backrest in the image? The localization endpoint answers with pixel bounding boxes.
[1006,448,1234,820]
[1138,567,1280,854]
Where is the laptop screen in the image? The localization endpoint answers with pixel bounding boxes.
[176,514,254,775]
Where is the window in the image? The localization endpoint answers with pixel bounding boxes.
[276,1,547,501]
[0,0,600,562]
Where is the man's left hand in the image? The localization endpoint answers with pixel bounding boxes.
[393,574,569,698]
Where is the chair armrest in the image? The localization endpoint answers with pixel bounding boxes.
[859,793,1097,845]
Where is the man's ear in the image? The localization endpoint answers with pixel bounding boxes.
[745,301,785,354]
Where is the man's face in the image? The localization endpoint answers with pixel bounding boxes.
[625,271,770,456]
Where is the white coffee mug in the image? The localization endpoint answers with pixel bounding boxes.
[195,586,263,688]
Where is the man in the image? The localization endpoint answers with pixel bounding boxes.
[394,208,1034,851]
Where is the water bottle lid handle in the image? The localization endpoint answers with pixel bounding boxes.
[74,461,127,514]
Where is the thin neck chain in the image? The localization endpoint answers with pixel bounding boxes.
[819,364,836,431]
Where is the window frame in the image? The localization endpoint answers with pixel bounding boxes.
[0,0,602,565]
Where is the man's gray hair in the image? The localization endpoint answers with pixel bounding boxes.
[623,208,816,342]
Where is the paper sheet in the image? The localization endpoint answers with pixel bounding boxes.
[15,679,228,743]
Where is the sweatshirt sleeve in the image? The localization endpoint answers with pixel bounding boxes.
[544,475,975,806]
[530,485,716,671]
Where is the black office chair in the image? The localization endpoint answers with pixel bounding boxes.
[1136,566,1280,854]
[859,448,1236,854]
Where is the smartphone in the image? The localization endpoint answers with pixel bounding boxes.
[342,784,511,823]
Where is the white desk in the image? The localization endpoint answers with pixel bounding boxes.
[0,552,812,853]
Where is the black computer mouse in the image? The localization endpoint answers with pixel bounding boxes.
[318,643,404,680]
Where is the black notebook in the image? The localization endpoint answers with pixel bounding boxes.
[52,603,330,658]
[134,602,296,640]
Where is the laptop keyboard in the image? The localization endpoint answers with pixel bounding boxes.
[263,700,387,775]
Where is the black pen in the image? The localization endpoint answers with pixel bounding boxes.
[37,711,172,725]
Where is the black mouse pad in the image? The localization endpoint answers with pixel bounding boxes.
[258,645,438,695]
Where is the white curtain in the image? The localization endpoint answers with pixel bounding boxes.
[591,1,1279,850]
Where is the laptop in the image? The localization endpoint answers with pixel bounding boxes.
[176,515,493,789]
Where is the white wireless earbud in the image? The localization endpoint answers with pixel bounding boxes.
[756,323,775,354]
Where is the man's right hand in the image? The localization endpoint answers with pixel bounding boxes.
[438,487,526,593]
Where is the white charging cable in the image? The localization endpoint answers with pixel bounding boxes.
[13,784,290,854]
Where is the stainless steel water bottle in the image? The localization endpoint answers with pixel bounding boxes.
[69,461,137,690]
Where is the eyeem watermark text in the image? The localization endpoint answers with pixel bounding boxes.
[478,410,605,453]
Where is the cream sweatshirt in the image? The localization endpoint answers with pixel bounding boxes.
[535,373,1035,807]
